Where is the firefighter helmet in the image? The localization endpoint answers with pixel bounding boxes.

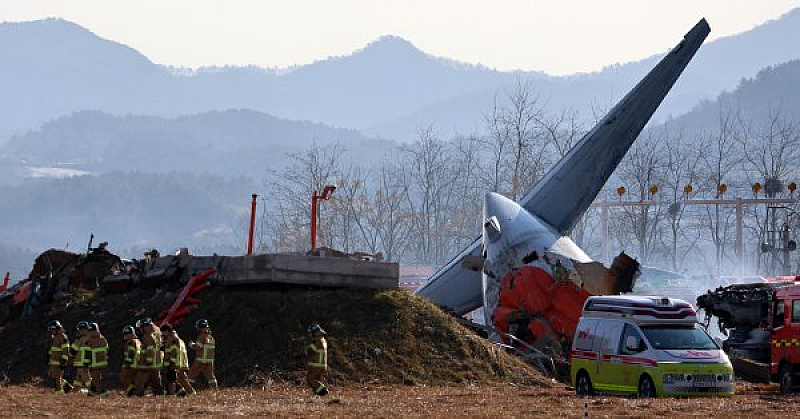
[135,318,153,328]
[88,322,99,332]
[48,320,63,331]
[307,323,326,335]
[122,325,135,336]
[195,319,210,330]
[76,321,90,331]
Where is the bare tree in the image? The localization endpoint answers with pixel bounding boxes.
[262,142,345,253]
[614,132,666,264]
[698,110,743,276]
[481,95,513,194]
[401,125,456,265]
[739,107,800,274]
[660,127,706,271]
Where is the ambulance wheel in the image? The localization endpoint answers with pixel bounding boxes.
[779,365,794,394]
[637,374,656,398]
[575,371,594,396]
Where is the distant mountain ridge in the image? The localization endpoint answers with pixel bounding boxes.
[2,11,800,142]
[656,59,800,132]
[366,8,800,139]
[0,109,392,180]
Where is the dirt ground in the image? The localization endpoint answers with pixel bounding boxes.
[2,382,799,418]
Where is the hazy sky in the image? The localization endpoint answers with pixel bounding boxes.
[4,1,800,75]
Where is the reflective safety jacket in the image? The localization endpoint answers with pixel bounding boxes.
[153,329,164,367]
[192,332,215,364]
[48,332,70,366]
[306,337,328,370]
[138,332,163,369]
[86,331,109,368]
[164,333,189,369]
[70,334,89,367]
[123,337,142,369]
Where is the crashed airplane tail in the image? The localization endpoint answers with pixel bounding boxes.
[519,18,710,235]
[416,19,710,317]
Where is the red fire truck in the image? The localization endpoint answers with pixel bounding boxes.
[697,281,800,393]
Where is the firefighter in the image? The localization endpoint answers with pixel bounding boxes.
[304,323,329,396]
[46,320,70,394]
[161,324,196,396]
[86,322,109,396]
[132,318,164,396]
[120,325,141,395]
[187,319,217,390]
[70,321,91,393]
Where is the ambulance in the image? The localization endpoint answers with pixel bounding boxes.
[570,295,734,397]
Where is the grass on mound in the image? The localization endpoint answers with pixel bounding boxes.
[0,285,548,388]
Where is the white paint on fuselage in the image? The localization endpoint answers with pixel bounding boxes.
[481,192,592,326]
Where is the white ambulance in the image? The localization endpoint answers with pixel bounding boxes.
[570,295,734,397]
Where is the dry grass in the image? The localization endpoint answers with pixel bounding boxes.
[2,382,799,418]
[0,286,544,387]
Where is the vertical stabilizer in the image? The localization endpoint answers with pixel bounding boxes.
[520,19,710,234]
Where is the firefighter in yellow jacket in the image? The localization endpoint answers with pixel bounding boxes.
[133,318,164,396]
[305,323,329,396]
[85,322,109,396]
[187,319,217,390]
[46,320,70,394]
[120,325,141,395]
[162,323,196,396]
[70,321,91,392]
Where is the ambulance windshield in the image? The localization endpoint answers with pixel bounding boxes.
[640,324,718,350]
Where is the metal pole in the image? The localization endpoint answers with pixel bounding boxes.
[735,198,743,276]
[601,205,609,265]
[247,194,258,256]
[311,191,318,252]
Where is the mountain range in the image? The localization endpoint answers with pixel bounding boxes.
[3,9,800,144]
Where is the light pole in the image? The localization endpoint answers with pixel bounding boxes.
[311,185,336,252]
[247,194,258,256]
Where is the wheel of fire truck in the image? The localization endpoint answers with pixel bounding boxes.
[575,370,594,396]
[779,364,795,394]
[637,374,657,398]
[0,299,11,326]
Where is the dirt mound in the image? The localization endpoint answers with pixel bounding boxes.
[0,286,546,387]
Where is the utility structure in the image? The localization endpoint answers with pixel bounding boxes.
[595,181,797,276]
[311,185,336,252]
[247,194,258,256]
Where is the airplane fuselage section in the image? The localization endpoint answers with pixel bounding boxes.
[482,192,591,324]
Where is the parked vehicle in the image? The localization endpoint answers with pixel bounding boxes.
[570,295,734,397]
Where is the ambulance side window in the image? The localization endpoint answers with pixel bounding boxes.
[792,300,800,323]
[574,320,598,351]
[619,324,647,355]
[774,300,785,328]
[599,321,623,355]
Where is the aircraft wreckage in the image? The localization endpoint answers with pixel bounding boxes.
[417,19,710,352]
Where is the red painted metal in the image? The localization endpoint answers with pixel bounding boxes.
[311,185,336,252]
[1,272,8,292]
[158,268,214,327]
[494,266,591,346]
[247,194,258,256]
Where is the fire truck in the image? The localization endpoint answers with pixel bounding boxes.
[697,281,800,393]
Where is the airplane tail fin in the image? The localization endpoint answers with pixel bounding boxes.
[520,19,710,234]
